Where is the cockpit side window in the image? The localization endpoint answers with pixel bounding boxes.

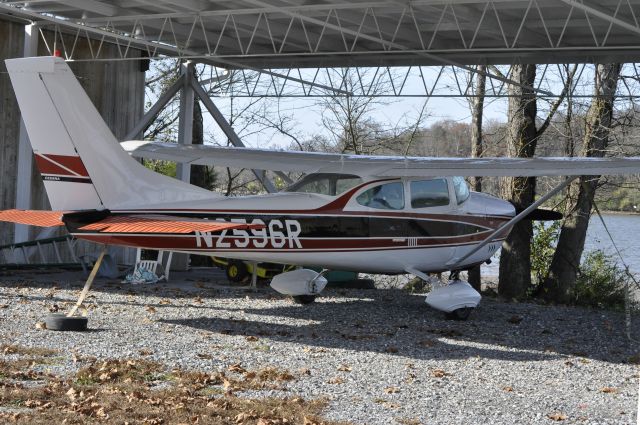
[356,182,405,210]
[410,179,450,208]
[285,173,362,196]
[452,176,470,205]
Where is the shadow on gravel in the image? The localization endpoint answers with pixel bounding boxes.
[2,270,638,365]
[161,292,639,365]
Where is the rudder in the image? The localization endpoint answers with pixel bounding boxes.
[5,56,214,211]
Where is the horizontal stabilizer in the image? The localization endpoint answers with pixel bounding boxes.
[122,141,640,177]
[78,215,265,234]
[0,210,64,227]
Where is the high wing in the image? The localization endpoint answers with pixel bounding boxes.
[122,141,640,177]
[0,210,263,234]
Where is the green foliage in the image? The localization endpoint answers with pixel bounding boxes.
[601,187,640,213]
[404,276,430,294]
[143,159,176,177]
[573,250,635,311]
[530,221,561,286]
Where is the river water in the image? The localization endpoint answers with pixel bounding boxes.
[482,213,640,278]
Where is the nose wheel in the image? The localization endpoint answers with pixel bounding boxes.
[292,295,317,304]
[445,307,474,321]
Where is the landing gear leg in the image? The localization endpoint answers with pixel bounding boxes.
[45,245,107,331]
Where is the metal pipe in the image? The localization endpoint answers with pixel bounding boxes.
[123,75,183,141]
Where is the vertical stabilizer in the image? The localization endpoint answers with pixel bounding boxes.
[5,56,216,211]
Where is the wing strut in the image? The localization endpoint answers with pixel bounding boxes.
[447,176,578,270]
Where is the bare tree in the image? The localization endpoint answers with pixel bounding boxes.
[498,64,576,300]
[317,69,394,155]
[541,63,622,303]
[467,65,487,291]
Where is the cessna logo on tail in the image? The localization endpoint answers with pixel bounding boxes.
[195,218,302,249]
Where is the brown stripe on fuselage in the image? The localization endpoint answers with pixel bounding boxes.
[34,154,89,177]
[75,233,507,251]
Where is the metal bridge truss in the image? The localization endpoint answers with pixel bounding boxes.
[17,19,640,100]
[3,0,640,68]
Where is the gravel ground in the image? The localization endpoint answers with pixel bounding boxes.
[0,267,639,424]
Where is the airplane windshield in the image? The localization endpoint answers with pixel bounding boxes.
[285,173,362,196]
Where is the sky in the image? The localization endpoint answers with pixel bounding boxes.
[199,66,513,150]
[148,62,620,151]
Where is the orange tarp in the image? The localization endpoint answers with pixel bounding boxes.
[79,215,265,234]
[0,209,64,227]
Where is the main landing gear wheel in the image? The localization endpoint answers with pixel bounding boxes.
[45,313,88,331]
[445,307,474,321]
[292,295,317,304]
[226,261,248,283]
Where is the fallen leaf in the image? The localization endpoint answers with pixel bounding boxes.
[66,387,77,401]
[547,412,568,421]
[227,363,246,374]
[196,353,212,360]
[384,386,399,394]
[600,387,617,393]
[337,364,352,372]
[234,412,255,423]
[146,306,157,314]
[431,369,448,378]
[327,377,344,384]
[298,368,311,376]
[159,299,172,305]
[502,386,513,392]
[0,304,8,309]
[139,349,153,356]
[507,315,523,324]
[245,336,259,342]
[35,321,46,330]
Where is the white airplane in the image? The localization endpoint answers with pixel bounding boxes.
[2,57,639,324]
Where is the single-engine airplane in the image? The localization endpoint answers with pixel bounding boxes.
[2,57,639,324]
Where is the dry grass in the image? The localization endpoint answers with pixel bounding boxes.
[1,344,58,357]
[0,346,348,425]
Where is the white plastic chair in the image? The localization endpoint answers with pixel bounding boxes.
[134,249,173,281]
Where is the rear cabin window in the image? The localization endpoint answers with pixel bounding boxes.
[285,173,362,196]
[356,182,405,210]
[410,179,450,208]
[453,176,470,204]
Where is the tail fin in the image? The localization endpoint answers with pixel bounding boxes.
[5,56,215,211]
